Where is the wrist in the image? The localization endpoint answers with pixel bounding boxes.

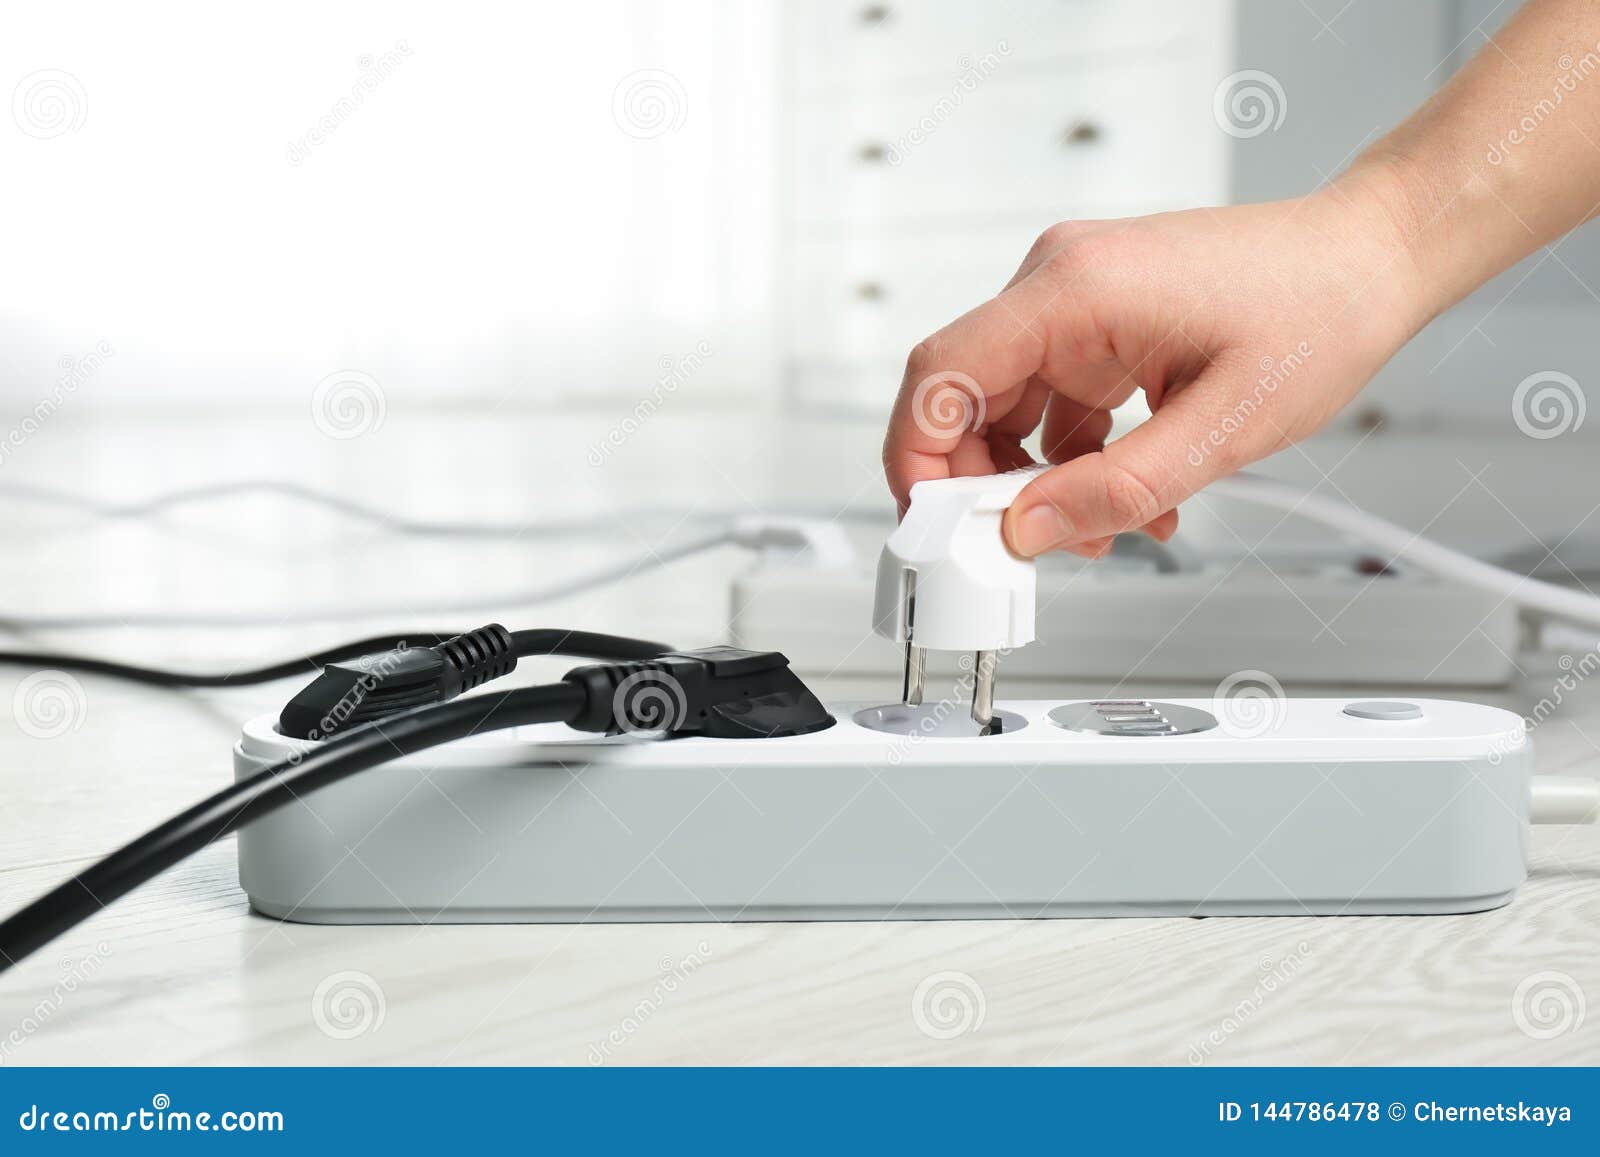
[1330,157,1440,328]
[1292,159,1436,358]
[1333,145,1515,330]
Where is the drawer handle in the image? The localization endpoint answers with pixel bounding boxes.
[855,281,886,302]
[1062,119,1103,147]
[859,4,891,25]
[857,141,890,164]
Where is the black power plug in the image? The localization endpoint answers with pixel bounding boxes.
[0,635,832,973]
[564,646,834,739]
[276,628,830,743]
[278,624,516,741]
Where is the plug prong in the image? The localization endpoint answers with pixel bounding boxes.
[902,641,926,706]
[971,649,997,729]
[900,568,925,706]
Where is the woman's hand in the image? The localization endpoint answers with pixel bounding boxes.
[882,169,1430,558]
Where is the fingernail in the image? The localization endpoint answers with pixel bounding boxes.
[1012,504,1074,556]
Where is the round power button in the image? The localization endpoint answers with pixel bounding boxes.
[1343,700,1423,721]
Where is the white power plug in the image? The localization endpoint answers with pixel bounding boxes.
[873,466,1047,727]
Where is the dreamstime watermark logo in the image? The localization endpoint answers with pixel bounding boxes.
[1188,941,1313,1064]
[910,370,986,440]
[1212,69,1287,139]
[587,341,711,465]
[884,43,1011,165]
[311,369,386,440]
[311,970,386,1040]
[1212,670,1287,739]
[1488,42,1600,165]
[612,69,687,139]
[286,42,411,165]
[11,671,88,740]
[1490,645,1600,765]
[912,970,985,1040]
[1188,341,1312,468]
[17,1094,283,1134]
[587,940,713,1064]
[0,339,114,469]
[1511,970,1586,1040]
[12,69,87,139]
[610,669,688,735]
[287,643,411,760]
[1511,370,1585,439]
[0,942,112,1064]
[56,342,111,387]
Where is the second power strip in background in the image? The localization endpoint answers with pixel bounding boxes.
[731,550,1521,687]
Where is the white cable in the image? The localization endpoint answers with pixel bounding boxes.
[0,528,733,631]
[1209,472,1600,628]
[1536,621,1600,656]
[1530,776,1600,824]
[16,467,1600,631]
[0,479,888,538]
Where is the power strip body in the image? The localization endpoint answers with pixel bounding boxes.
[235,698,1529,922]
[732,560,1522,686]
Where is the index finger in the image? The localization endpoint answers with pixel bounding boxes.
[882,273,1061,508]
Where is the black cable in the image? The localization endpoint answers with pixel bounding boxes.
[0,643,829,974]
[0,628,671,689]
[0,681,586,974]
[508,629,671,664]
[274,625,675,738]
[0,632,453,688]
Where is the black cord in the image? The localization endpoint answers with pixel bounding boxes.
[0,642,827,975]
[0,681,586,974]
[507,629,670,664]
[0,628,671,688]
[0,632,452,688]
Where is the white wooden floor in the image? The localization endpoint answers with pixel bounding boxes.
[0,410,1596,1065]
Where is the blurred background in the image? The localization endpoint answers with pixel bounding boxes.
[0,0,1594,667]
[5,2,1583,417]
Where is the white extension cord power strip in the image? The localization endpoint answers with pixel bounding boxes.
[7,468,1600,969]
[232,694,1593,922]
[218,466,1599,927]
[733,466,1600,687]
[733,554,1521,686]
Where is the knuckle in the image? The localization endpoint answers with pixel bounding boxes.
[1031,221,1081,260]
[1040,235,1116,291]
[904,336,947,378]
[1100,461,1165,529]
[1206,429,1250,474]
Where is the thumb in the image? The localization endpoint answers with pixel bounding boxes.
[1003,384,1244,557]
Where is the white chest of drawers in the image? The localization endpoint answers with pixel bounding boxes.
[780,0,1235,409]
